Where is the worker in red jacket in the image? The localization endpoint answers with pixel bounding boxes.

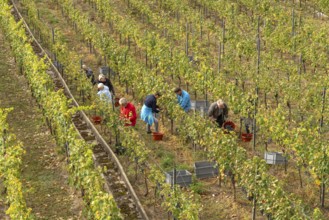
[119,98,137,126]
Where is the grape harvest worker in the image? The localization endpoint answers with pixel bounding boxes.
[208,99,229,127]
[97,74,115,96]
[119,98,137,127]
[244,116,252,134]
[174,87,191,112]
[97,83,112,102]
[82,64,96,85]
[140,92,161,133]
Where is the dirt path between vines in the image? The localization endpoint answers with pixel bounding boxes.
[0,28,85,219]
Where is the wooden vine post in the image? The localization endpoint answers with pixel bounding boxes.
[222,19,225,56]
[251,163,258,220]
[218,42,221,74]
[319,87,326,207]
[253,17,261,152]
[185,22,189,56]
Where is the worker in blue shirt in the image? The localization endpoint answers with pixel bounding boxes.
[174,87,191,112]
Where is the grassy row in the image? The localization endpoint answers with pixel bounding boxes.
[0,108,33,219]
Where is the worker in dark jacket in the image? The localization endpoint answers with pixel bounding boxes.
[140,92,161,133]
[98,74,115,96]
[208,99,229,127]
[82,64,96,85]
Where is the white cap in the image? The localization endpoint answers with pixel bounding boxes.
[97,83,104,89]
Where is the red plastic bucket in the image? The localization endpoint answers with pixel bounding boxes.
[152,132,164,141]
[114,97,120,107]
[223,121,236,131]
[241,133,253,142]
[91,116,102,124]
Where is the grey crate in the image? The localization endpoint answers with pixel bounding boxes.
[194,161,218,179]
[191,100,210,117]
[109,67,117,77]
[264,152,287,165]
[191,100,210,110]
[191,100,210,115]
[99,66,109,75]
[165,170,192,187]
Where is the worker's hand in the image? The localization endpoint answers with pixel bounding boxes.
[209,117,216,121]
[123,118,131,124]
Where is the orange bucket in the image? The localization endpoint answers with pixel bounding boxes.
[114,97,120,107]
[91,116,102,124]
[152,132,164,141]
[223,121,236,131]
[241,133,253,142]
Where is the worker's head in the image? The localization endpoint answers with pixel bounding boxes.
[119,98,128,107]
[154,91,161,99]
[98,74,106,82]
[97,83,104,91]
[217,99,225,109]
[174,87,182,96]
[82,64,87,70]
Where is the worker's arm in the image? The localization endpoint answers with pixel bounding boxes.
[208,103,216,120]
[223,104,229,118]
[129,105,137,123]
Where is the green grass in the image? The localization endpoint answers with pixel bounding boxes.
[42,9,59,24]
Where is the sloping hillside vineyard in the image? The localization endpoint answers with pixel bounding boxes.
[1,0,329,219]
